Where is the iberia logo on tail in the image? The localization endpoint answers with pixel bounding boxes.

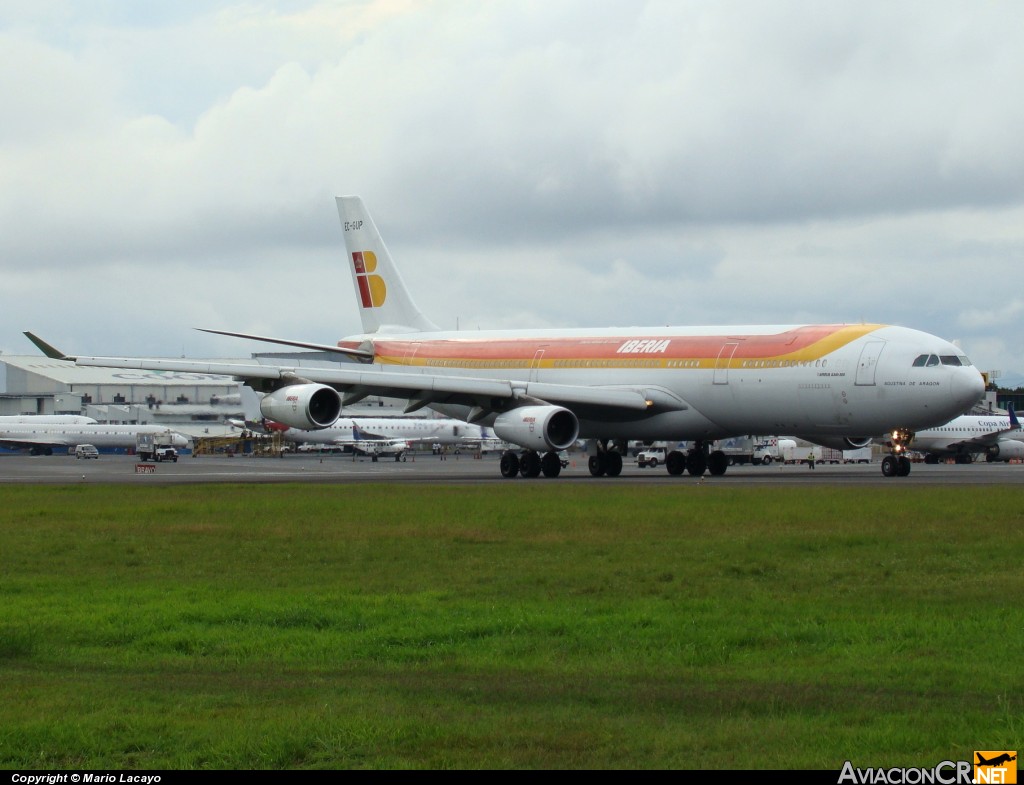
[352,251,387,308]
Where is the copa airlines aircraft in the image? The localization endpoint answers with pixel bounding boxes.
[58,196,984,479]
[878,404,1022,464]
[0,422,189,455]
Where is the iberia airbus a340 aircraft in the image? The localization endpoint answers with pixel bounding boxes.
[53,196,984,479]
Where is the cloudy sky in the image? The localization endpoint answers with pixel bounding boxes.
[3,1,1024,384]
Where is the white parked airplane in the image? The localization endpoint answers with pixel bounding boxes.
[46,195,985,479]
[877,403,1023,464]
[0,414,97,424]
[233,384,495,460]
[0,422,189,455]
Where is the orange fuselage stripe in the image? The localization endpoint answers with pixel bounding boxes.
[341,324,881,370]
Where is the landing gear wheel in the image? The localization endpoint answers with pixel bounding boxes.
[499,450,520,478]
[588,455,607,477]
[666,450,686,476]
[520,450,542,478]
[686,451,707,477]
[707,450,729,476]
[897,456,911,476]
[881,455,898,477]
[604,451,623,477]
[541,451,562,478]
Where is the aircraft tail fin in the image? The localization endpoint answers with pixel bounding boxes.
[335,196,440,335]
[1009,403,1019,429]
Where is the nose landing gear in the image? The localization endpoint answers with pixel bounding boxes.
[881,428,914,477]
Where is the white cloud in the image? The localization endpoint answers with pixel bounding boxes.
[0,0,1022,381]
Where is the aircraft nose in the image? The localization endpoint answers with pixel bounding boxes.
[952,368,985,410]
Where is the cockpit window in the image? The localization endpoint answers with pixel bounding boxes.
[913,353,972,368]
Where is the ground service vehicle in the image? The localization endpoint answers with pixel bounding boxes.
[636,448,667,468]
[74,444,99,459]
[136,431,180,462]
[713,436,785,465]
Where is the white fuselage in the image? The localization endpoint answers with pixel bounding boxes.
[340,322,984,445]
[907,414,1022,456]
[0,423,189,451]
[278,417,489,447]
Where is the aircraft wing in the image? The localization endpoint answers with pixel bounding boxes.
[68,355,677,418]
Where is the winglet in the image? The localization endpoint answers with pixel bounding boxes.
[1009,402,1019,429]
[23,332,74,360]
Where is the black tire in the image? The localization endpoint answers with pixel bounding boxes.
[761,455,772,466]
[707,450,729,476]
[897,456,911,476]
[541,451,562,478]
[499,450,520,478]
[649,458,658,468]
[588,455,606,477]
[881,455,898,477]
[666,450,686,476]
[519,450,542,478]
[605,452,623,477]
[686,452,706,477]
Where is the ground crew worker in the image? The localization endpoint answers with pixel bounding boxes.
[808,450,816,470]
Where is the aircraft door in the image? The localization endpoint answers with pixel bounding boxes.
[402,344,420,370]
[531,348,547,382]
[714,342,739,384]
[855,341,886,386]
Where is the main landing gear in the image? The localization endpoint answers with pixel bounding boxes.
[880,428,914,477]
[588,442,624,477]
[499,449,565,478]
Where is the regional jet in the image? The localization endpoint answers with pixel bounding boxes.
[0,422,188,455]
[878,403,1023,464]
[44,195,985,478]
[233,383,494,459]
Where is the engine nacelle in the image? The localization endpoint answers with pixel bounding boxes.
[986,440,1024,462]
[260,384,342,430]
[797,435,874,451]
[492,405,579,452]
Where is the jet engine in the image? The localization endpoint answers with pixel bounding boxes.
[260,384,342,429]
[798,435,874,451]
[986,440,1024,462]
[492,405,579,451]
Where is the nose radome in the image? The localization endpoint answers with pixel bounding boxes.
[952,368,985,410]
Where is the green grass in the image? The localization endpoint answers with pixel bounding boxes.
[0,483,1021,769]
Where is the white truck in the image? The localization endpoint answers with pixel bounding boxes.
[713,436,785,466]
[822,446,872,463]
[136,431,179,462]
[636,448,667,468]
[780,441,821,465]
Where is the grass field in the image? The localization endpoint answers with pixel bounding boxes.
[0,483,1021,770]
